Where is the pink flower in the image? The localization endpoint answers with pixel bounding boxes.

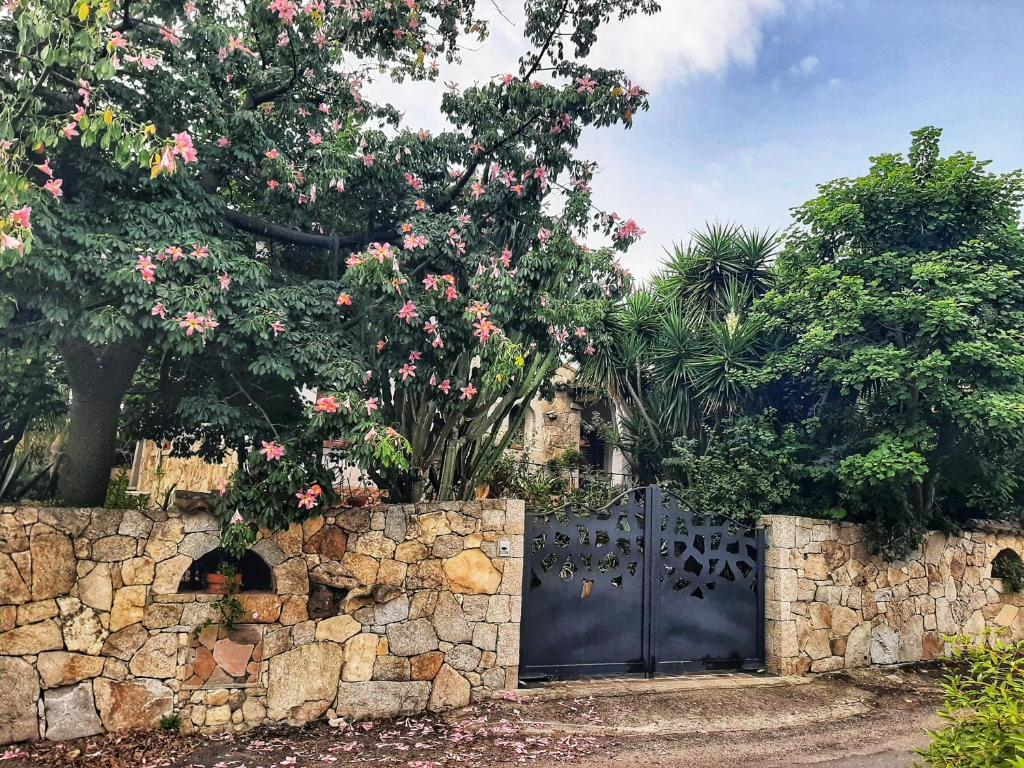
[219,273,231,291]
[260,441,285,461]
[172,132,198,163]
[136,255,157,284]
[337,292,352,306]
[404,173,423,190]
[109,31,128,49]
[229,511,244,525]
[364,397,378,416]
[409,351,422,362]
[575,326,588,338]
[315,396,339,413]
[9,207,30,229]
[151,302,167,319]
[308,130,323,145]
[159,26,181,46]
[368,242,393,262]
[473,319,499,344]
[296,486,321,510]
[376,340,386,352]
[500,73,515,85]
[399,363,417,382]
[184,1,198,18]
[265,149,279,160]
[362,153,375,167]
[414,199,428,211]
[179,311,207,336]
[423,274,439,291]
[403,233,428,250]
[217,136,231,148]
[271,320,285,336]
[1,232,23,254]
[470,182,485,200]
[35,160,53,177]
[438,379,452,394]
[460,383,478,400]
[431,335,444,349]
[61,123,79,141]
[267,179,279,190]
[615,219,645,241]
[585,344,596,356]
[576,74,597,93]
[423,317,439,334]
[191,244,208,259]
[397,301,418,324]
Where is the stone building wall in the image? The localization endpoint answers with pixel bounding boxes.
[762,515,1024,675]
[0,500,524,745]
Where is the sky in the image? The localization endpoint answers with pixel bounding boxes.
[368,0,1024,278]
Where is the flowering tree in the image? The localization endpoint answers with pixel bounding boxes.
[1,0,654,518]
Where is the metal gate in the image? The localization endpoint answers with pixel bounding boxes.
[519,485,764,679]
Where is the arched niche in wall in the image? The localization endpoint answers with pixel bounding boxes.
[177,548,274,592]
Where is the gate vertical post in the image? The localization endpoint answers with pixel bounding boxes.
[756,525,767,668]
[643,485,658,678]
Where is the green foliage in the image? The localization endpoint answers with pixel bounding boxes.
[746,128,1024,555]
[917,634,1024,767]
[219,518,257,561]
[661,413,801,524]
[215,594,245,631]
[993,549,1024,593]
[487,452,621,517]
[104,471,148,510]
[158,713,181,733]
[579,223,778,482]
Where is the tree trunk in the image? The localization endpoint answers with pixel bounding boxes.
[57,337,149,506]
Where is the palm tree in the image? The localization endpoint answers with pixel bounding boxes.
[579,224,777,483]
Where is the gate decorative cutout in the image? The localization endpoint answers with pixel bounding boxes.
[520,486,764,678]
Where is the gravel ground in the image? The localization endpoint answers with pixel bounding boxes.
[1,666,943,768]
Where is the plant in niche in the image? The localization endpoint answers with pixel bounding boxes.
[220,511,257,560]
[992,549,1024,593]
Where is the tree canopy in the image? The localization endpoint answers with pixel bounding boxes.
[1,0,656,520]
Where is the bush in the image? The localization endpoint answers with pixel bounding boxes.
[917,634,1024,767]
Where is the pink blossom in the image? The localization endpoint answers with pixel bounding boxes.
[315,396,339,413]
[362,153,375,167]
[295,485,321,510]
[376,339,386,352]
[109,31,128,49]
[576,74,597,93]
[265,148,279,160]
[172,132,198,164]
[267,179,279,190]
[585,344,596,356]
[179,311,208,336]
[308,130,323,145]
[399,363,417,382]
[136,255,157,284]
[191,244,208,259]
[61,123,79,140]
[9,207,30,229]
[473,318,499,344]
[260,441,285,461]
[409,351,422,362]
[500,73,515,85]
[184,1,198,18]
[159,26,181,46]
[151,302,167,319]
[219,273,231,291]
[404,173,423,190]
[615,218,645,240]
[337,292,352,306]
[35,160,53,177]
[403,233,428,250]
[398,301,419,324]
[368,242,393,262]
[460,383,478,400]
[438,379,452,394]
[575,326,588,338]
[431,335,444,349]
[217,136,231,148]
[271,320,285,336]
[415,198,428,211]
[423,317,439,334]
[445,285,459,302]
[364,397,378,416]
[0,232,23,254]
[470,182,485,200]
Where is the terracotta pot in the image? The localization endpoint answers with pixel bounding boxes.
[205,573,227,595]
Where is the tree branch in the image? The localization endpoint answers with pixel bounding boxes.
[221,208,398,250]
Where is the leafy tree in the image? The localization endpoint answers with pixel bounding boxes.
[580,223,777,481]
[1,0,655,517]
[750,128,1024,556]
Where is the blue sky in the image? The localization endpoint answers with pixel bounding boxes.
[373,1,1024,277]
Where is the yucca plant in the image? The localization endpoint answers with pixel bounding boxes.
[580,223,777,481]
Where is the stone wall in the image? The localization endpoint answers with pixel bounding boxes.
[0,500,524,745]
[762,515,1024,675]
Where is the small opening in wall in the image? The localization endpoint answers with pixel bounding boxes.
[177,548,273,592]
[992,548,1024,593]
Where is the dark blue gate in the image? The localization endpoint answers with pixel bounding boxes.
[519,486,764,679]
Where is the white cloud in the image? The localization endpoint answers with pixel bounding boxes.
[792,54,819,76]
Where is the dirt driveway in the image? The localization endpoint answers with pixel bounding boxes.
[4,667,943,768]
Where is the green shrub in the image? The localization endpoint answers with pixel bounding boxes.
[993,549,1024,593]
[159,713,181,733]
[917,634,1024,767]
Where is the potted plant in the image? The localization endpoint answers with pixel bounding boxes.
[205,562,242,595]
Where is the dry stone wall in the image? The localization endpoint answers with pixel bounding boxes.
[0,500,524,745]
[762,515,1024,675]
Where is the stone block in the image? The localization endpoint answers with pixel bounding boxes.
[372,656,411,682]
[44,682,103,741]
[267,643,344,717]
[94,678,172,731]
[471,623,498,651]
[496,623,519,666]
[110,586,147,631]
[130,633,179,678]
[342,634,379,682]
[0,657,40,744]
[178,532,219,560]
[273,558,310,595]
[152,555,191,595]
[428,664,471,712]
[870,625,900,665]
[387,619,439,657]
[315,615,360,643]
[0,618,63,655]
[16,599,57,625]
[92,535,137,562]
[432,592,471,643]
[37,652,104,688]
[443,549,501,594]
[101,623,149,661]
[0,552,30,605]
[30,526,76,599]
[336,681,430,720]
